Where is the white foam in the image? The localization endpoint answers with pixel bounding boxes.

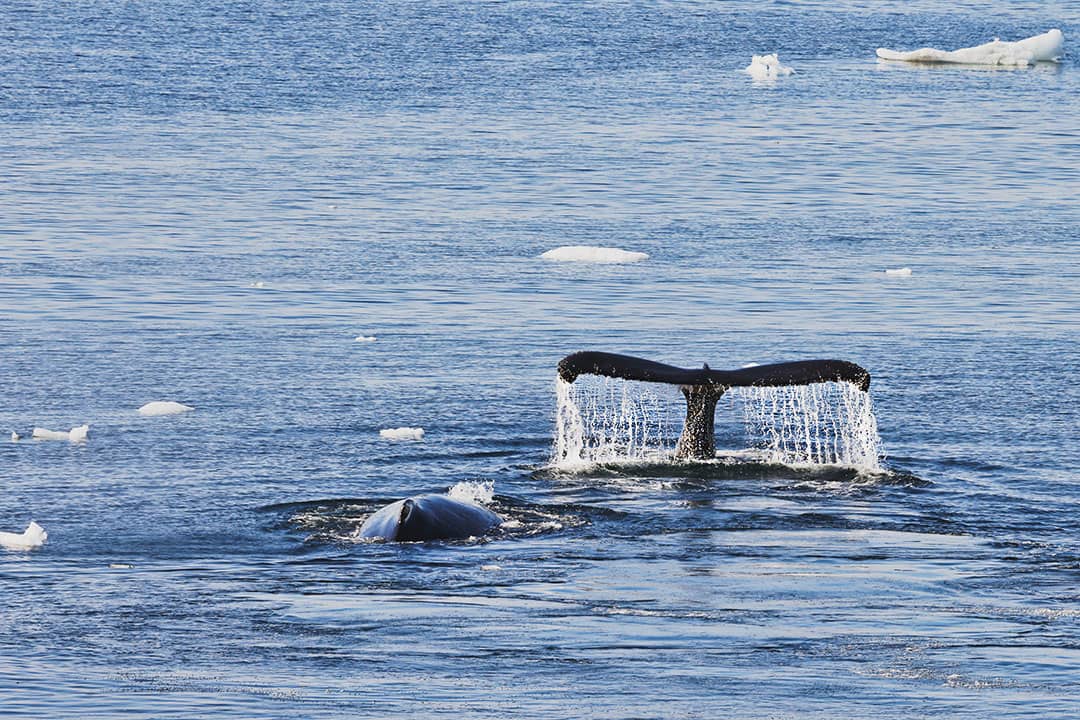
[32,424,89,442]
[354,335,377,342]
[379,426,424,441]
[0,521,47,550]
[877,29,1063,66]
[137,401,194,416]
[745,53,794,81]
[540,246,649,264]
[885,267,912,276]
[448,480,494,505]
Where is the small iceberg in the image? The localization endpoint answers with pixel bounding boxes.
[137,401,195,416]
[354,335,377,342]
[0,521,47,550]
[541,246,649,264]
[745,53,794,81]
[877,29,1063,66]
[33,424,89,442]
[885,267,913,276]
[10,431,19,442]
[380,426,425,441]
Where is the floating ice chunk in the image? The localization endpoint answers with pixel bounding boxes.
[10,431,19,442]
[480,564,502,571]
[109,563,134,569]
[877,29,1063,66]
[885,267,913,276]
[137,401,195,416]
[354,335,377,342]
[249,281,265,288]
[33,424,89,442]
[0,521,47,550]
[448,480,494,505]
[745,53,794,80]
[541,246,649,264]
[379,426,425,441]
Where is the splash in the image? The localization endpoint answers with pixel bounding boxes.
[448,480,495,506]
[553,377,671,466]
[739,382,883,470]
[551,377,883,471]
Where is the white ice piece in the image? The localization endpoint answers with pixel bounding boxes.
[137,401,195,416]
[10,431,19,442]
[33,424,89,442]
[745,53,795,80]
[379,427,425,441]
[354,335,377,342]
[540,246,649,264]
[877,29,1063,66]
[885,267,913,276]
[0,521,47,550]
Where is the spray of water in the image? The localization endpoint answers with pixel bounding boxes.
[739,382,882,470]
[552,377,883,471]
[553,377,671,466]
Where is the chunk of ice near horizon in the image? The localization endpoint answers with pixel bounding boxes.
[540,246,648,264]
[745,53,794,80]
[380,427,425,441]
[885,267,913,276]
[0,521,47,550]
[32,424,89,442]
[137,401,195,416]
[877,29,1063,66]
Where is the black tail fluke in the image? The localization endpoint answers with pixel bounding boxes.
[557,351,870,392]
[557,351,871,459]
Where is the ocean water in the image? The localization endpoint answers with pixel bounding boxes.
[1,1,1078,717]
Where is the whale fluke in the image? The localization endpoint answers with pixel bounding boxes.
[557,351,871,459]
[358,494,503,542]
[558,351,870,392]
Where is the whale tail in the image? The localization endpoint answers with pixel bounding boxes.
[557,351,871,459]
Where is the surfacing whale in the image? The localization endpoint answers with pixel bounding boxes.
[557,351,871,460]
[358,494,503,542]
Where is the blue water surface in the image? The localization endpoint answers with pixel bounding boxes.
[1,1,1078,717]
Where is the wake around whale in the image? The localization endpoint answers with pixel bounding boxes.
[358,494,503,542]
[557,351,872,460]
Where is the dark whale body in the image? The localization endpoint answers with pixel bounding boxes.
[558,351,872,460]
[358,494,503,542]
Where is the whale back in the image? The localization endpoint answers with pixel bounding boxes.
[359,494,502,542]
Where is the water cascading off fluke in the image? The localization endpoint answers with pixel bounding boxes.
[555,351,878,465]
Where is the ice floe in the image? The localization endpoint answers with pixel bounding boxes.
[33,424,89,442]
[354,335,377,342]
[10,431,19,442]
[877,29,1063,66]
[745,53,794,80]
[0,521,47,550]
[885,267,913,276]
[540,246,649,264]
[138,401,195,416]
[379,427,425,441]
